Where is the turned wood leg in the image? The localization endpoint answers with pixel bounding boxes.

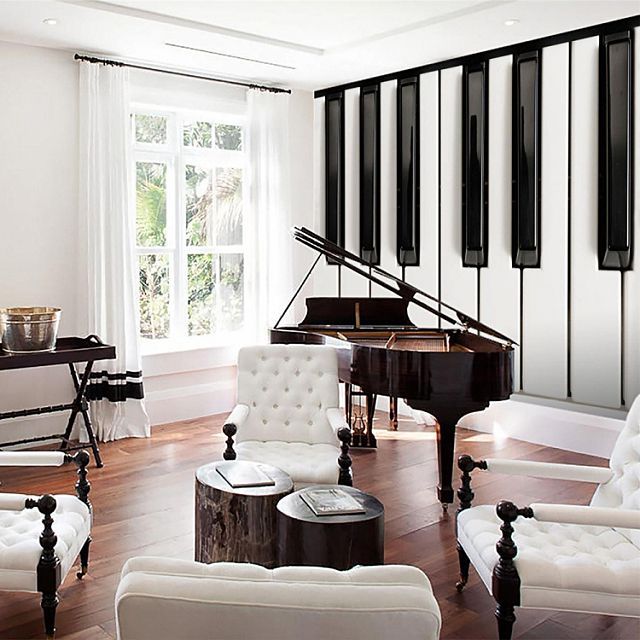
[337,427,353,486]
[223,423,237,460]
[41,591,59,639]
[76,537,91,579]
[456,543,471,592]
[364,393,378,448]
[496,603,516,640]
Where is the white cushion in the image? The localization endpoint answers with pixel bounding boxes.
[457,505,640,617]
[115,558,441,640]
[235,345,340,446]
[0,494,90,592]
[235,441,339,487]
[590,394,640,546]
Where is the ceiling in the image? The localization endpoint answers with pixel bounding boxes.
[0,1,637,91]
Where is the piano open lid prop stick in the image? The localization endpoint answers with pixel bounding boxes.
[271,227,515,508]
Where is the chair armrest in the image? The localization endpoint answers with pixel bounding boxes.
[224,404,249,430]
[326,407,349,437]
[0,493,32,511]
[0,451,67,467]
[530,503,640,529]
[484,458,612,483]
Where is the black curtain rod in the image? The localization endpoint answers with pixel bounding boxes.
[74,54,291,94]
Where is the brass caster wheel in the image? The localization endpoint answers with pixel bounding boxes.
[455,579,467,593]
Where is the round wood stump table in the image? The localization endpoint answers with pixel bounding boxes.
[195,460,293,568]
[277,485,384,570]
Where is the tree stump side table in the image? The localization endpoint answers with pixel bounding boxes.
[195,460,293,568]
[277,485,384,570]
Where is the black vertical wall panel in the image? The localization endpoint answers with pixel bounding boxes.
[462,61,489,267]
[325,91,345,253]
[360,84,381,265]
[599,30,634,270]
[396,76,420,266]
[512,50,542,268]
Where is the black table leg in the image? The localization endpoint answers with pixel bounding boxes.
[61,362,103,468]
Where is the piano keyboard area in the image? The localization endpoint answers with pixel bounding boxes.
[312,23,639,411]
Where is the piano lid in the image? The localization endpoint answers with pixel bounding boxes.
[283,226,517,345]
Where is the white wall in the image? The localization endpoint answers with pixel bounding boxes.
[0,42,81,441]
[0,40,315,439]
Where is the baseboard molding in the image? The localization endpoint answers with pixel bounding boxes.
[145,380,236,426]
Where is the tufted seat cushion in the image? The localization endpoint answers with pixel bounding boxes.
[457,504,640,616]
[235,441,340,487]
[0,494,90,593]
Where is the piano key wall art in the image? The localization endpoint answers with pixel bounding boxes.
[314,16,639,411]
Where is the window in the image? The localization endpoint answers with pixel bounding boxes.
[132,108,246,346]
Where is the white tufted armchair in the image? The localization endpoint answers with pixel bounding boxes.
[455,395,640,639]
[222,345,352,487]
[0,450,92,639]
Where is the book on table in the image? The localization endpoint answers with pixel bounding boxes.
[300,488,366,516]
[217,464,275,488]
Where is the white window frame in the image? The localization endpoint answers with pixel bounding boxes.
[131,106,248,351]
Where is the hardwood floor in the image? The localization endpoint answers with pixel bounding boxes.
[0,413,637,640]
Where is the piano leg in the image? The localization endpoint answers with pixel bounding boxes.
[410,401,489,509]
[389,397,398,431]
[364,394,378,448]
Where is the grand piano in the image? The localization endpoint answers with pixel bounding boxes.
[271,227,515,507]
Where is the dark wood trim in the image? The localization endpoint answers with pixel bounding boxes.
[598,29,634,270]
[462,61,489,267]
[359,83,381,265]
[314,15,640,98]
[222,422,237,460]
[325,91,345,259]
[512,49,542,268]
[396,75,420,266]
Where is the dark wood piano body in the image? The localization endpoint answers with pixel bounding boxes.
[271,228,515,506]
[272,297,513,505]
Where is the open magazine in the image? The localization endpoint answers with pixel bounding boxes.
[217,463,275,488]
[300,488,366,516]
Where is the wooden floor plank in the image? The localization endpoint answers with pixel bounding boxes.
[0,412,637,639]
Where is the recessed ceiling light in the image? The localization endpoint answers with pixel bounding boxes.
[504,19,520,27]
[42,18,58,26]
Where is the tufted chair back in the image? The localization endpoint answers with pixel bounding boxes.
[590,394,640,545]
[235,344,340,446]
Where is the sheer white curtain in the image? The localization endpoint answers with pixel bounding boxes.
[246,89,293,341]
[78,61,150,441]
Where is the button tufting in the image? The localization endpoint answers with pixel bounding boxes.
[285,356,290,361]
[285,420,290,425]
[285,387,289,392]
[273,404,278,409]
[308,388,313,393]
[295,370,300,376]
[308,421,313,425]
[262,419,267,424]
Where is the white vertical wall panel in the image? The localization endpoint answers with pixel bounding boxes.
[440,66,476,322]
[406,72,439,327]
[374,80,400,297]
[312,97,338,297]
[624,28,640,407]
[571,37,621,408]
[522,44,569,399]
[480,55,520,388]
[342,88,367,297]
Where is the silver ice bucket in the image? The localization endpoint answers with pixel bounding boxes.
[0,307,61,354]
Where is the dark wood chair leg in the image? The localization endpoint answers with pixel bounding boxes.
[222,423,237,460]
[41,591,59,639]
[456,543,471,592]
[496,603,516,640]
[76,537,91,579]
[455,455,487,592]
[337,427,353,486]
[492,501,533,640]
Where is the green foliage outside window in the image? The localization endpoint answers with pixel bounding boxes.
[135,112,244,340]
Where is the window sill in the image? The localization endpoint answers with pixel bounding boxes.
[141,335,244,377]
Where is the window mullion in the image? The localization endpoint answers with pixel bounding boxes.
[174,112,188,340]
